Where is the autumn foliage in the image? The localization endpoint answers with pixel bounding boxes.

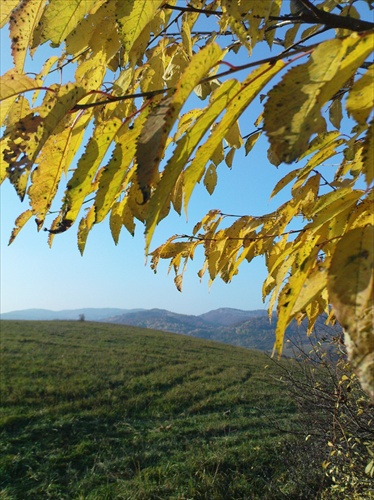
[0,1,373,397]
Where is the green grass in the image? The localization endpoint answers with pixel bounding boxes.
[0,320,322,499]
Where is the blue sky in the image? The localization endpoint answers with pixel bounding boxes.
[0,4,313,315]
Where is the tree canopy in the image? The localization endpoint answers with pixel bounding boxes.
[1,0,373,398]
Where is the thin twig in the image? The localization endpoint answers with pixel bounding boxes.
[163,3,221,16]
[175,228,305,243]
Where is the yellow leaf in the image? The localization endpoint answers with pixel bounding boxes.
[163,46,190,88]
[221,0,252,53]
[184,60,285,211]
[292,174,320,217]
[265,43,337,164]
[207,236,227,281]
[95,109,148,223]
[174,109,204,142]
[265,33,374,165]
[112,68,134,96]
[46,213,72,246]
[310,189,364,232]
[27,103,92,224]
[210,139,225,167]
[0,143,9,183]
[77,206,95,255]
[346,65,374,125]
[41,82,86,131]
[267,239,296,282]
[284,23,300,49]
[73,13,120,89]
[329,99,343,130]
[4,83,86,200]
[298,137,346,182]
[225,120,243,149]
[304,290,328,334]
[217,216,254,282]
[264,236,298,314]
[143,62,232,255]
[265,234,290,277]
[109,201,123,245]
[65,1,114,55]
[298,131,341,162]
[271,168,301,199]
[116,0,164,64]
[28,126,74,226]
[36,0,102,46]
[63,117,124,226]
[32,56,60,104]
[9,0,45,72]
[225,147,235,168]
[141,40,168,94]
[265,0,281,47]
[170,170,184,215]
[347,193,374,231]
[1,95,32,147]
[319,32,374,104]
[9,210,33,245]
[121,199,136,237]
[291,265,327,317]
[203,164,217,195]
[193,209,222,236]
[244,131,261,156]
[0,96,16,131]
[136,96,173,203]
[174,274,183,292]
[323,205,352,246]
[222,220,263,281]
[126,181,148,222]
[0,70,42,102]
[275,234,320,355]
[0,0,19,29]
[137,42,223,204]
[361,120,374,186]
[111,196,137,243]
[247,0,274,48]
[157,241,192,260]
[327,226,374,400]
[181,15,193,58]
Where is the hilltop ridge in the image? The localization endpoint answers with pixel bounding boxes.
[1,307,339,354]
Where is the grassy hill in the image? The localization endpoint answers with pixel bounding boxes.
[1,320,324,499]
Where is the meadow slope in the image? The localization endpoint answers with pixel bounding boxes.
[1,321,324,499]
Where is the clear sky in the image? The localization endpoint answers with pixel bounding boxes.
[0,4,301,315]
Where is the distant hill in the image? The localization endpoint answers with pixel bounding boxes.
[0,307,144,321]
[199,307,268,326]
[107,308,212,334]
[107,308,340,355]
[1,306,340,354]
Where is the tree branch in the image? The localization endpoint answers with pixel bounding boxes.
[173,228,305,243]
[288,0,374,32]
[163,3,221,16]
[70,88,170,111]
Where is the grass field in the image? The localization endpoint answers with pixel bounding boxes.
[1,320,324,499]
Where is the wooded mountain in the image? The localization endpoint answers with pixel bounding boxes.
[107,307,336,355]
